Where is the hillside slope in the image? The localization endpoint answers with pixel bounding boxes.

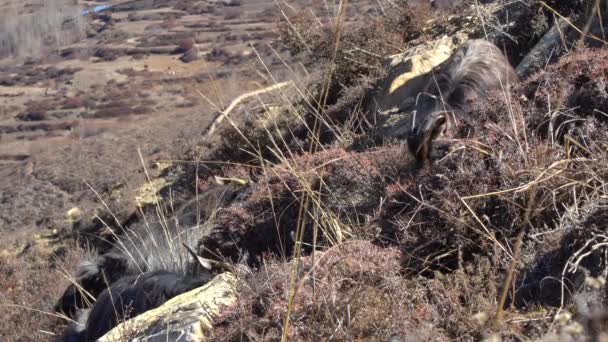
[2,0,608,341]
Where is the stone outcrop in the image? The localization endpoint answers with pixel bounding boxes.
[99,272,238,342]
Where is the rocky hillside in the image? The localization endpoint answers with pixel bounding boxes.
[2,0,608,341]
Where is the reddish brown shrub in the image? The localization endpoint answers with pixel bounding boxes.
[278,2,430,97]
[0,240,86,341]
[91,104,133,118]
[159,14,177,29]
[61,96,84,109]
[199,148,387,264]
[132,105,153,115]
[176,38,195,53]
[210,241,464,341]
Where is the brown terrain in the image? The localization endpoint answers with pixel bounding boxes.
[0,0,291,234]
[2,0,608,341]
[0,0,385,231]
[0,0,382,339]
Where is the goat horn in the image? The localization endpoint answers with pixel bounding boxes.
[182,242,233,272]
[182,243,215,271]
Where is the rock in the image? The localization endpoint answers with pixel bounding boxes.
[516,18,570,78]
[66,207,83,223]
[134,177,173,206]
[99,272,238,342]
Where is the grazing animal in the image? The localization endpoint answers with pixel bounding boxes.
[406,39,519,163]
[56,184,241,340]
[59,270,212,342]
[58,244,230,342]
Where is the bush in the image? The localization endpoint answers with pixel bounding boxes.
[201,45,608,340]
[175,38,195,53]
[278,2,430,109]
[61,97,85,110]
[223,9,241,20]
[16,111,47,121]
[0,239,86,341]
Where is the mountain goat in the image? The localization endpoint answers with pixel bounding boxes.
[56,184,240,341]
[406,39,519,163]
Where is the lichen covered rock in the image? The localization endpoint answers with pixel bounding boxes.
[99,272,238,342]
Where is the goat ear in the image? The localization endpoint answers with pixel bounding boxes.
[182,243,214,271]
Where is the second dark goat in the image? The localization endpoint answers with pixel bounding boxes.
[407,39,519,163]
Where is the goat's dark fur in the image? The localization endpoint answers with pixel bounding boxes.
[60,271,211,342]
[55,251,131,318]
[407,39,519,162]
[56,184,241,340]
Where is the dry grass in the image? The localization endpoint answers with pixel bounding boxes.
[196,2,608,341]
[0,238,86,341]
[0,0,86,59]
[8,0,606,340]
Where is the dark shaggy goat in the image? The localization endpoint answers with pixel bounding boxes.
[56,184,241,340]
[407,39,519,163]
[59,270,211,342]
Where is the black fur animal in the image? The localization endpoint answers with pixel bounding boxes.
[59,270,211,342]
[407,39,519,163]
[56,184,241,340]
[55,251,132,318]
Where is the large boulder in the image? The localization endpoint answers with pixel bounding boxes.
[99,272,238,342]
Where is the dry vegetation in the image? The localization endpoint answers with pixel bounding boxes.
[193,1,608,340]
[0,0,86,59]
[2,0,608,341]
[0,238,86,341]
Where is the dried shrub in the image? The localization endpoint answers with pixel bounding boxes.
[91,106,133,118]
[371,49,608,300]
[222,0,242,7]
[61,96,85,110]
[204,45,608,340]
[0,240,86,341]
[173,2,215,15]
[0,0,86,58]
[175,38,195,53]
[23,98,60,113]
[518,48,608,140]
[94,48,121,62]
[210,240,502,341]
[159,14,177,29]
[179,47,200,63]
[514,198,608,309]
[199,148,386,264]
[277,6,417,100]
[16,111,47,121]
[223,9,241,20]
[132,105,153,115]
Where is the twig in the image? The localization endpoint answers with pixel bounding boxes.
[494,187,538,328]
